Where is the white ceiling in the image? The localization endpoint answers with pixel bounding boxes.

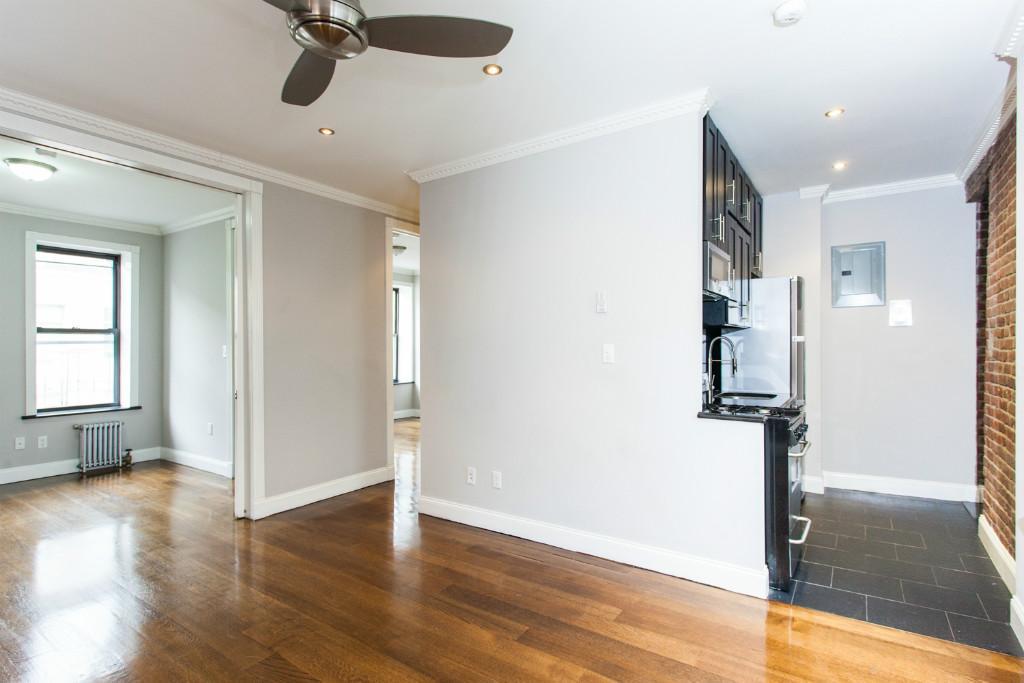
[0,136,235,229]
[0,0,1013,213]
[393,231,420,273]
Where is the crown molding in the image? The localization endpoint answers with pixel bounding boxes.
[997,0,1024,57]
[163,206,236,235]
[958,73,1016,182]
[408,88,714,184]
[822,174,962,205]
[799,184,830,200]
[0,201,161,235]
[385,216,419,235]
[0,86,418,223]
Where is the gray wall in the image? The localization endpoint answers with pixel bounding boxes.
[821,186,976,485]
[0,213,163,468]
[162,221,231,463]
[763,191,825,483]
[420,115,768,578]
[262,182,389,497]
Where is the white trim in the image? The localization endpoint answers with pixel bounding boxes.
[802,475,825,495]
[394,409,421,419]
[386,216,420,236]
[799,184,830,200]
[246,192,266,503]
[997,0,1024,57]
[25,231,142,416]
[822,174,962,205]
[823,471,979,502]
[250,466,395,520]
[979,514,1016,592]
[408,88,714,183]
[0,201,161,235]
[162,206,236,235]
[1012,598,1024,650]
[161,448,233,478]
[0,458,78,485]
[958,77,1016,182]
[0,86,417,223]
[131,447,161,463]
[418,496,769,599]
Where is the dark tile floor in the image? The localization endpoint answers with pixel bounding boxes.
[769,489,1022,657]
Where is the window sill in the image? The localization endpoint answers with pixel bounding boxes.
[22,405,142,420]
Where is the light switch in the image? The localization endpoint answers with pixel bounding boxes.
[602,343,616,364]
[595,291,608,314]
[207,423,214,436]
[38,436,47,449]
[222,345,228,358]
[889,299,913,327]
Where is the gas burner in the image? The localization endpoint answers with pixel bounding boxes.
[707,403,804,420]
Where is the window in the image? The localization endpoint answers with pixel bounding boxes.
[25,233,140,417]
[35,246,120,412]
[392,287,400,383]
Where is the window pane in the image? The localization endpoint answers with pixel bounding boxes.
[36,250,115,329]
[36,333,116,410]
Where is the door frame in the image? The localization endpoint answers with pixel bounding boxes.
[0,107,265,520]
[385,217,420,477]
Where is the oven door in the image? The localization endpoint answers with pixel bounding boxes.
[704,241,735,301]
[788,431,812,572]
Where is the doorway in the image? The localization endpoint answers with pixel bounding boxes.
[387,221,420,512]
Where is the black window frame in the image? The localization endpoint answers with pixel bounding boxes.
[35,245,121,414]
[392,287,400,384]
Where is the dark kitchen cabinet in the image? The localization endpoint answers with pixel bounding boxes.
[703,115,765,300]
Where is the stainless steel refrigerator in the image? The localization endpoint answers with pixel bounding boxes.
[722,276,805,405]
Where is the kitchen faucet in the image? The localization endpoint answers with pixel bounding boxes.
[706,335,738,406]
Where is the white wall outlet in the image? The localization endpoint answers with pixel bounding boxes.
[595,291,608,314]
[491,471,503,489]
[602,343,616,364]
[14,437,25,450]
[207,422,215,436]
[37,436,47,449]
[222,345,228,358]
[466,466,477,485]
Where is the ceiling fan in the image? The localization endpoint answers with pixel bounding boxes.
[262,0,514,106]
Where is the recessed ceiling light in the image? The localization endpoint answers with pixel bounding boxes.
[482,63,503,76]
[825,108,846,119]
[318,127,335,136]
[832,160,848,171]
[4,158,57,182]
[773,0,807,27]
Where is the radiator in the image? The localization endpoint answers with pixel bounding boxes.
[74,421,125,476]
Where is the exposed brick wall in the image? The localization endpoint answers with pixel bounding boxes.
[968,113,1016,556]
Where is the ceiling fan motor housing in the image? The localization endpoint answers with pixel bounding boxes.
[288,0,368,60]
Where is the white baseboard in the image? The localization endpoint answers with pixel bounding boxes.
[823,471,979,502]
[1011,598,1024,650]
[251,466,395,520]
[131,447,162,463]
[418,496,769,599]
[803,475,825,494]
[0,458,79,485]
[394,409,421,419]
[160,447,233,478]
[978,514,1016,592]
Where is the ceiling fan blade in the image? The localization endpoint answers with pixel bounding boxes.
[364,16,513,57]
[261,0,310,11]
[281,50,336,106]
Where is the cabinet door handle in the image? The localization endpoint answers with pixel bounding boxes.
[726,181,736,205]
[712,214,725,240]
[789,516,813,545]
[754,252,763,275]
[743,200,751,221]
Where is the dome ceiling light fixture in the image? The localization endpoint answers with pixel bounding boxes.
[4,158,58,182]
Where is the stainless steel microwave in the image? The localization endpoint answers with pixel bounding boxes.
[704,241,735,300]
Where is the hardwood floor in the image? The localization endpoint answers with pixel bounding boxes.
[1,441,1021,680]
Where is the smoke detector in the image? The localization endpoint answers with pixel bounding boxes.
[773,0,807,27]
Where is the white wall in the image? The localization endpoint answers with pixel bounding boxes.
[821,186,976,492]
[162,220,231,467]
[420,114,769,597]
[763,192,825,489]
[261,182,390,498]
[0,213,162,470]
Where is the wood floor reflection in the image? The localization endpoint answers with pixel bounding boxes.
[1,454,1021,680]
[394,417,420,515]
